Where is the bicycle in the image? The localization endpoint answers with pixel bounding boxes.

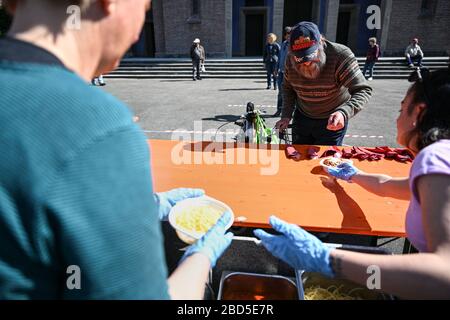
[214,102,280,144]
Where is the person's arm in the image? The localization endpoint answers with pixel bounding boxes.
[352,173,410,200]
[418,46,424,58]
[327,163,410,200]
[168,212,234,300]
[202,46,206,62]
[335,49,373,120]
[275,43,281,60]
[277,43,285,72]
[168,254,210,300]
[405,45,411,57]
[330,173,450,299]
[262,44,267,63]
[255,173,450,299]
[280,57,297,119]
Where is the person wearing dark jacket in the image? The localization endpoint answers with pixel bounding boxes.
[274,26,292,116]
[263,33,280,90]
[190,38,205,81]
[362,37,380,81]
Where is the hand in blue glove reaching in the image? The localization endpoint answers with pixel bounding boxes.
[327,162,360,182]
[181,211,234,268]
[254,216,335,278]
[154,188,205,221]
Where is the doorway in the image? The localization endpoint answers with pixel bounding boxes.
[335,5,359,52]
[283,0,313,28]
[336,11,351,46]
[239,7,268,57]
[245,13,265,56]
[144,21,156,57]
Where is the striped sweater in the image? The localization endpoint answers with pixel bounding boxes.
[282,40,372,120]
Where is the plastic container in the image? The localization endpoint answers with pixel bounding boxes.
[168,195,234,244]
[320,157,353,173]
[218,272,299,300]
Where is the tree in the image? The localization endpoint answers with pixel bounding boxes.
[0,6,12,37]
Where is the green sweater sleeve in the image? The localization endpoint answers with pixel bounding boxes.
[335,48,373,120]
[45,124,170,300]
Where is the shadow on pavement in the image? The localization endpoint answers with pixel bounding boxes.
[202,114,241,122]
[219,88,268,91]
[159,79,199,82]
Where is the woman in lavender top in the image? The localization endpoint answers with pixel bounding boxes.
[255,67,450,299]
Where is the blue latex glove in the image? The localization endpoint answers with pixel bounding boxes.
[180,211,234,268]
[327,162,359,182]
[254,216,334,278]
[154,188,205,221]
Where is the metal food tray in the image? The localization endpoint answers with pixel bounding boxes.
[218,271,300,300]
[296,271,393,300]
[296,243,395,300]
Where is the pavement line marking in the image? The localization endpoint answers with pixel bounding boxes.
[227,104,277,108]
[143,130,240,135]
[345,134,384,138]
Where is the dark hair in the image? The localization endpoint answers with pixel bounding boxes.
[407,67,450,151]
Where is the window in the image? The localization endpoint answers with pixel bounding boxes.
[188,0,201,24]
[192,0,200,17]
[419,0,437,18]
[245,0,264,6]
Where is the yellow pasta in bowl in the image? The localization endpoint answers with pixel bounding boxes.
[169,196,234,244]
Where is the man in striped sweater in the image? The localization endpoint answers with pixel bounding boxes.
[276,22,372,146]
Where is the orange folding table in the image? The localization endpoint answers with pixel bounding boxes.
[149,139,411,238]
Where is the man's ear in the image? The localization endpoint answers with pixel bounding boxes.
[98,0,117,16]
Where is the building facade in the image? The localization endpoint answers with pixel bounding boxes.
[130,0,450,58]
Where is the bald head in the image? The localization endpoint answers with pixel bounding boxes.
[6,0,151,80]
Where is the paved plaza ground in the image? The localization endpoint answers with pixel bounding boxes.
[103,78,410,148]
[102,78,413,255]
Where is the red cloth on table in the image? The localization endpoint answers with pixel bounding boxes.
[285,145,301,161]
[365,146,414,162]
[342,147,353,159]
[356,147,384,161]
[307,146,320,159]
[320,146,342,158]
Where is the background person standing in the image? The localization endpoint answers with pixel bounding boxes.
[263,33,280,90]
[274,26,291,117]
[190,38,205,81]
[362,37,380,81]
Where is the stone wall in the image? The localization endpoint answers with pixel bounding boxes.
[154,0,231,57]
[384,0,450,55]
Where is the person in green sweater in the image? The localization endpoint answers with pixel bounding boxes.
[0,0,233,299]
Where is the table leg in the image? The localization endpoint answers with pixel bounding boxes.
[402,238,418,254]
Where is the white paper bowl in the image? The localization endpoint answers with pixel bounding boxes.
[169,196,234,244]
[319,157,353,173]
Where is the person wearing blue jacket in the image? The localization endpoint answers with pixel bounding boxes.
[263,33,280,90]
[274,26,291,117]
